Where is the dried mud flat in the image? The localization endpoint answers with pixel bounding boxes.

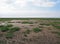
[0,19,60,44]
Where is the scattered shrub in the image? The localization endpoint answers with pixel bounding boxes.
[24,34,27,37]
[0,24,20,32]
[22,38,28,41]
[0,24,13,32]
[54,26,60,29]
[9,27,20,32]
[24,29,31,34]
[0,24,20,39]
[6,24,13,27]
[0,26,9,32]
[0,25,4,27]
[26,29,31,34]
[33,28,42,33]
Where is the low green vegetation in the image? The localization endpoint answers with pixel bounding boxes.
[40,23,50,26]
[0,24,13,32]
[0,25,4,27]
[0,26,9,32]
[52,31,60,36]
[0,40,7,44]
[54,26,60,29]
[22,22,33,24]
[50,22,60,29]
[6,24,13,27]
[0,18,60,21]
[9,27,20,32]
[0,34,3,37]
[25,29,31,34]
[51,24,60,29]
[0,24,20,39]
[0,24,20,32]
[23,29,31,37]
[52,22,60,24]
[24,29,31,34]
[33,28,42,33]
[5,32,14,39]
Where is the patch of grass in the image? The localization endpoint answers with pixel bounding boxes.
[22,38,28,41]
[51,22,60,25]
[40,23,50,26]
[33,28,42,33]
[26,29,31,34]
[50,23,55,26]
[0,24,20,32]
[9,27,20,32]
[52,31,60,36]
[0,24,20,39]
[0,25,4,27]
[6,24,13,27]
[0,26,9,32]
[0,34,3,37]
[0,40,7,44]
[24,29,31,34]
[54,26,60,29]
[53,22,60,24]
[22,22,33,24]
[50,22,60,29]
[0,24,13,32]
[52,24,60,29]
[11,41,16,44]
[5,32,14,39]
[0,18,60,21]
[23,29,31,37]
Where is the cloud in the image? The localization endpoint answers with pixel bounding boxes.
[14,0,27,8]
[32,0,58,7]
[13,0,60,7]
[0,0,60,18]
[0,0,59,11]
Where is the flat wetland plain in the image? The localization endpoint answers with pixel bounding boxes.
[0,18,60,44]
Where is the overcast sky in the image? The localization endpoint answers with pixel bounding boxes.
[0,0,60,18]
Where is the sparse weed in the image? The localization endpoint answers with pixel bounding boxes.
[5,32,14,39]
[9,27,20,32]
[52,31,60,36]
[0,26,9,32]
[33,28,42,33]
[0,40,7,44]
[22,22,33,24]
[6,24,13,27]
[24,29,31,34]
[40,23,50,26]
